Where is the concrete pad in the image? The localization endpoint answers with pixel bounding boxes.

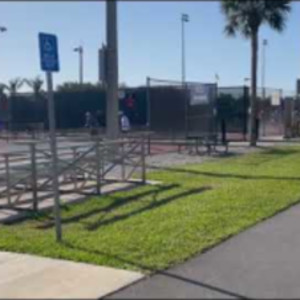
[0,251,143,299]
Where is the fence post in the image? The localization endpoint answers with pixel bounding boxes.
[30,143,38,211]
[141,135,146,184]
[95,138,101,195]
[146,76,151,129]
[147,134,151,155]
[221,119,226,144]
[184,83,190,139]
[4,154,11,207]
[244,86,249,141]
[121,139,125,181]
[284,97,293,139]
[255,118,260,141]
[72,147,78,191]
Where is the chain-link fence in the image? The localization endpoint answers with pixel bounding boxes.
[147,77,217,139]
[217,86,249,141]
[256,87,296,137]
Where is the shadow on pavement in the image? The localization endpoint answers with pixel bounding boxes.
[63,242,250,299]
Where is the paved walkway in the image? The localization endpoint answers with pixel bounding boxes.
[0,251,143,299]
[108,203,300,299]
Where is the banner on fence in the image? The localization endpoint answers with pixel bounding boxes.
[188,83,213,106]
[271,91,281,106]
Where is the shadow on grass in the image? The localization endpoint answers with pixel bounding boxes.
[37,184,179,230]
[63,241,250,299]
[146,146,300,182]
[258,147,300,156]
[86,186,211,231]
[148,164,300,182]
[238,146,300,166]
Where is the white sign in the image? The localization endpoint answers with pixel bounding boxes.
[189,84,210,105]
[271,91,281,106]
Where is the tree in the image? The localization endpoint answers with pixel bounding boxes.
[221,0,291,146]
[24,76,44,98]
[23,77,46,126]
[4,78,24,132]
[0,84,7,96]
[6,78,23,97]
[56,82,103,92]
[0,84,8,121]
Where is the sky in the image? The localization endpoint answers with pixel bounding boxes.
[0,0,300,92]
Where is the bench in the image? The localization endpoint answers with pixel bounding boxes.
[178,134,228,155]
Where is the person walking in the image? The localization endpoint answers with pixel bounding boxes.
[120,111,131,133]
[85,111,99,137]
[84,111,93,129]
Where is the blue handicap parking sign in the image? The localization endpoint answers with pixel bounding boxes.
[39,33,59,72]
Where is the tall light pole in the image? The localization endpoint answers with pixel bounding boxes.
[106,0,119,139]
[181,13,189,85]
[73,45,83,84]
[261,39,268,100]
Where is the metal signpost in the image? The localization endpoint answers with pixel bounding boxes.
[38,33,62,242]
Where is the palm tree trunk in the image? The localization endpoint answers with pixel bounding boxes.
[250,30,258,146]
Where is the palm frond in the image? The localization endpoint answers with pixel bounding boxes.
[221,0,291,37]
[263,1,291,32]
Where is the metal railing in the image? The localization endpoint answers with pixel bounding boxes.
[0,135,147,212]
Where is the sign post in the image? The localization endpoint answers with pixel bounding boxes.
[38,33,62,242]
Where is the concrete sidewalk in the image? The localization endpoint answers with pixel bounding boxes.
[108,203,300,299]
[0,251,143,299]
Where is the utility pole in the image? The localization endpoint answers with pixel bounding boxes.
[99,43,107,87]
[74,46,83,84]
[106,0,119,139]
[181,13,189,85]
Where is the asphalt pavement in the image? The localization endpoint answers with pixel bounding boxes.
[108,202,300,299]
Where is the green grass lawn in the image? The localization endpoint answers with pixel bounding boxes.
[1,146,300,273]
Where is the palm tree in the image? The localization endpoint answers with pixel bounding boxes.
[24,76,44,99]
[3,78,24,134]
[0,83,8,119]
[6,77,23,96]
[0,84,7,96]
[56,81,102,92]
[221,0,291,146]
[24,77,45,128]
